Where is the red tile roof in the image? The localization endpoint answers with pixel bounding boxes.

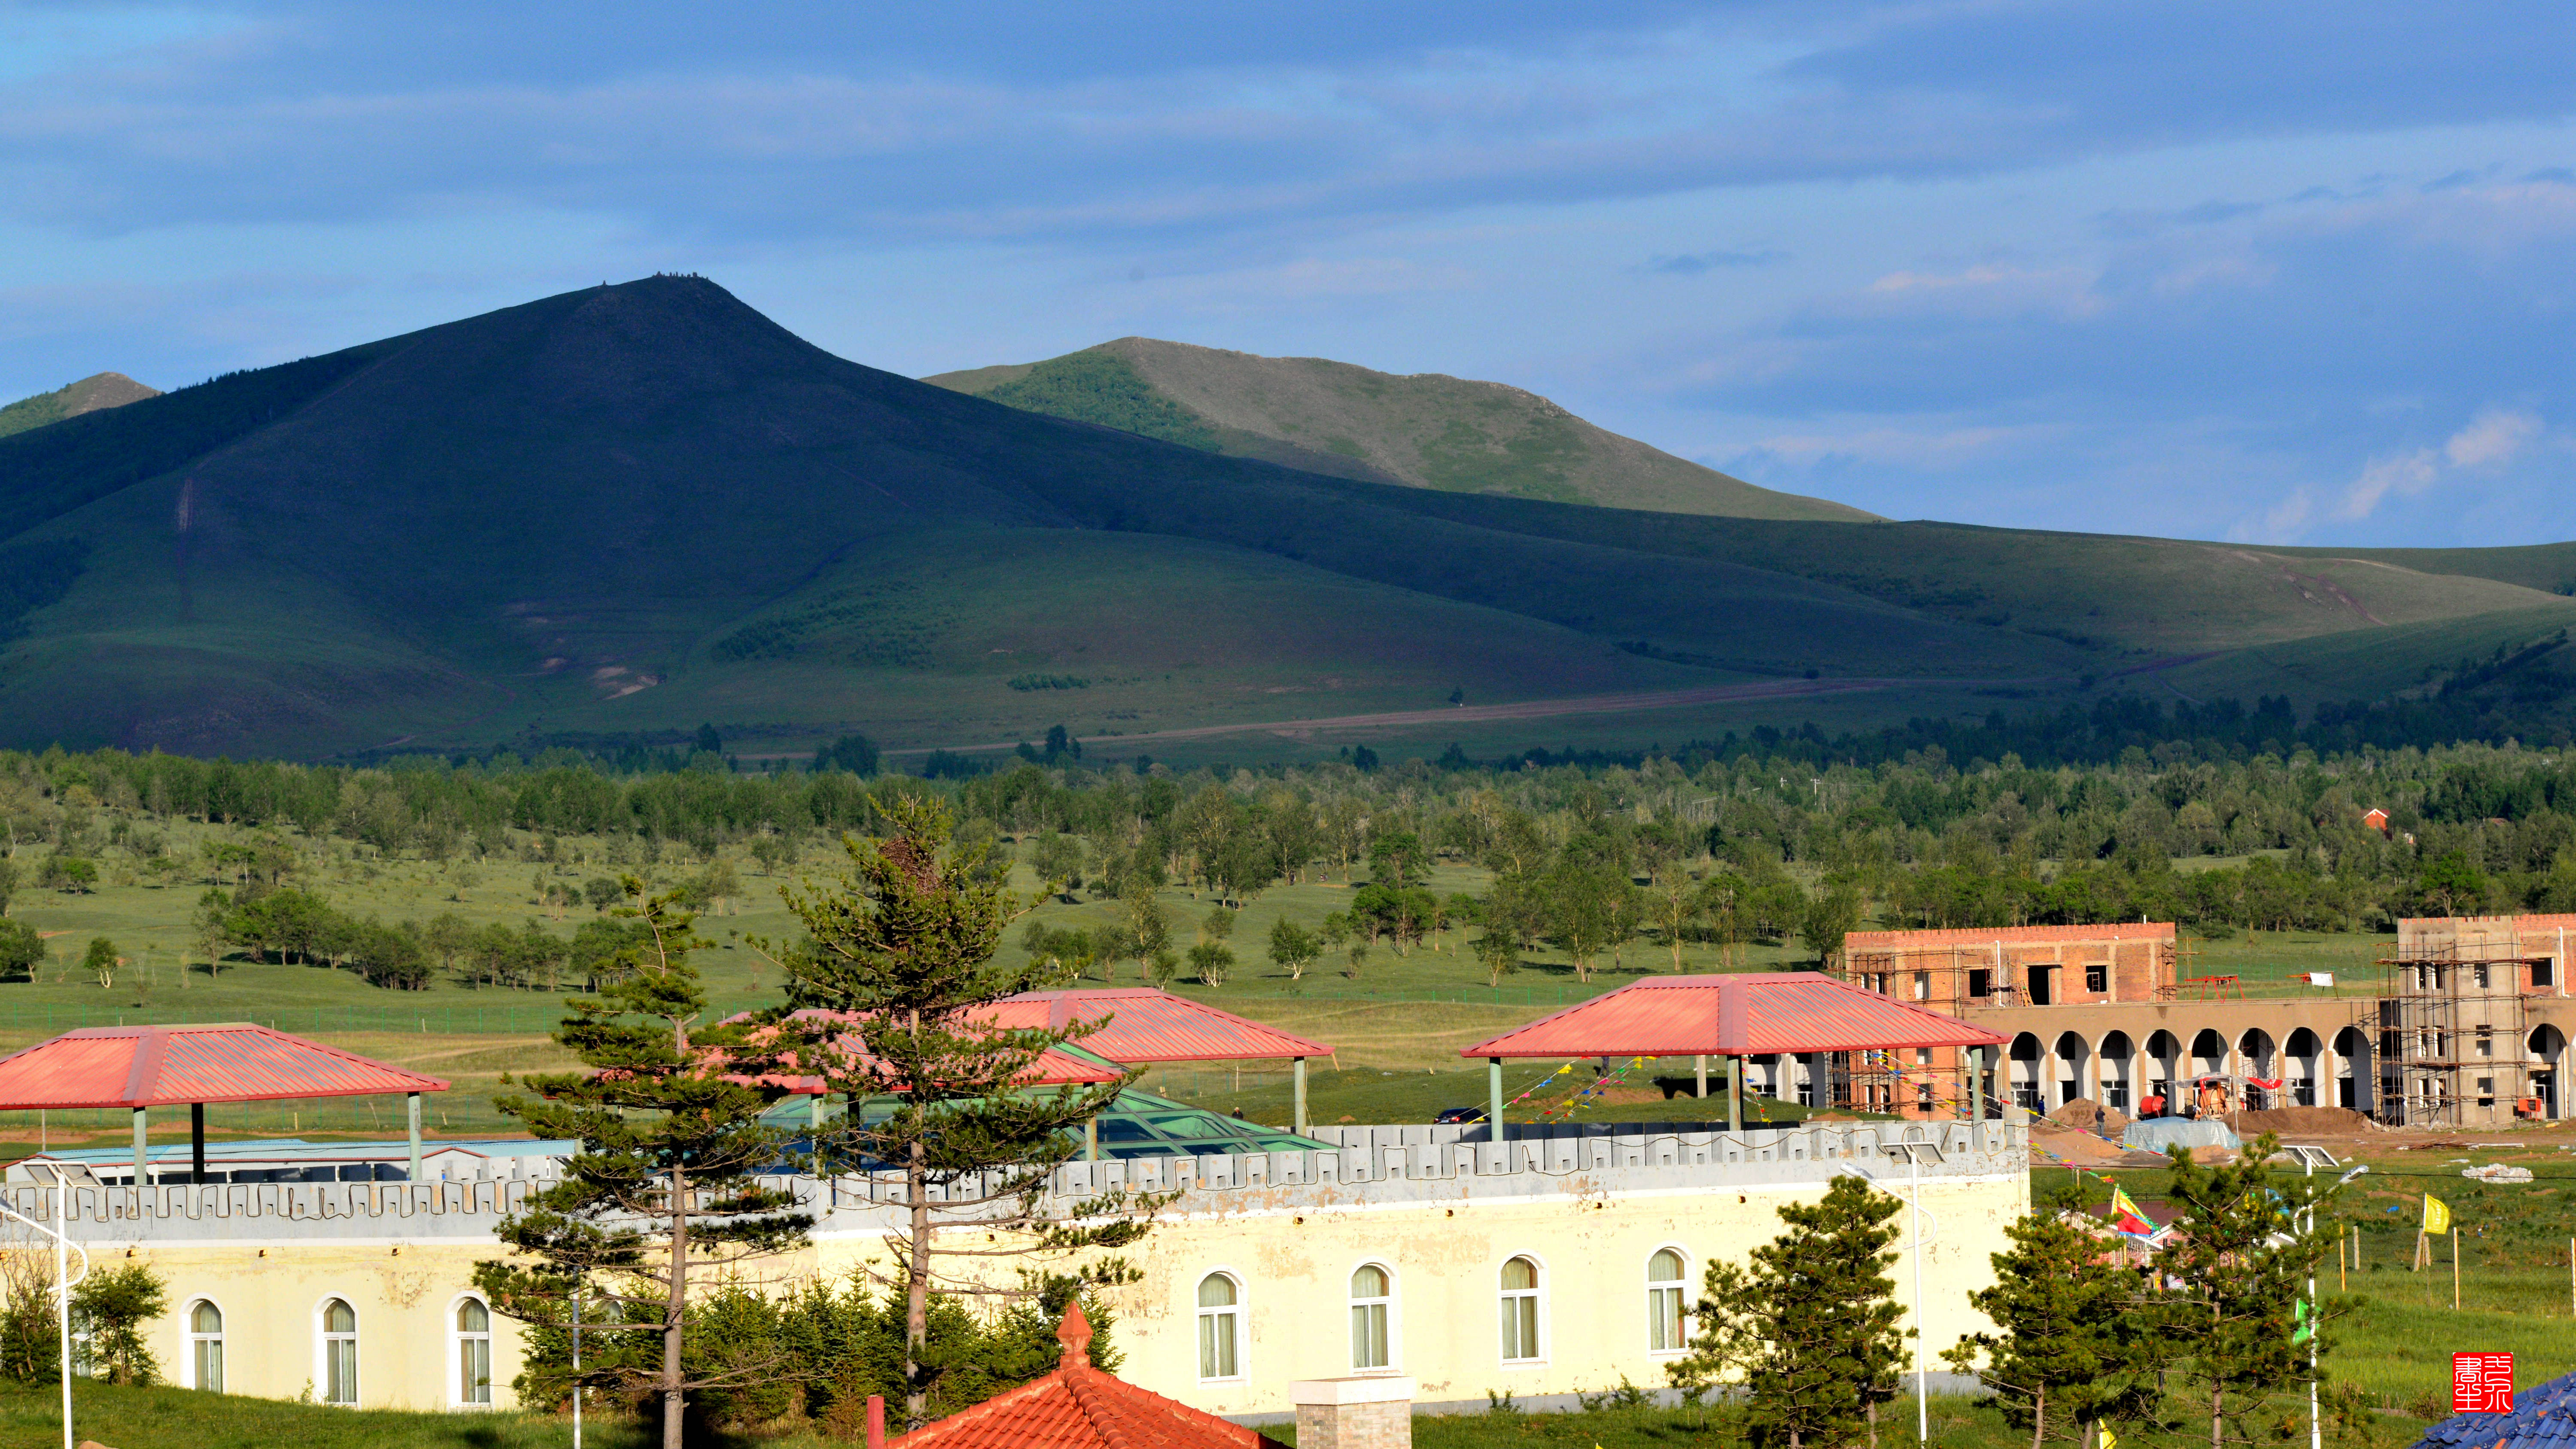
[890,1302,1286,1449]
[739,1009,1126,1091]
[0,1024,450,1109]
[971,989,1331,1062]
[1460,973,2008,1059]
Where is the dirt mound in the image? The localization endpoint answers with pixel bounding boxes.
[2030,1124,2127,1164]
[2049,1098,2129,1134]
[2232,1106,2376,1135]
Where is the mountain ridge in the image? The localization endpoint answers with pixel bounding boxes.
[926,336,1878,521]
[0,275,2565,760]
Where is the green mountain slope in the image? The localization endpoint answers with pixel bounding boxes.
[0,372,160,439]
[925,337,1878,521]
[0,275,2566,759]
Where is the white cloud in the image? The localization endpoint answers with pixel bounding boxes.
[2443,406,2541,468]
[2337,408,2548,521]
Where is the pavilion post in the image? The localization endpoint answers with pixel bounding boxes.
[1695,1054,1707,1099]
[1727,1056,1743,1134]
[190,1102,206,1186]
[407,1093,423,1181]
[1968,1046,1986,1123]
[1294,1058,1309,1138]
[131,1106,147,1186]
[1084,1117,1098,1161]
[1487,1057,1504,1139]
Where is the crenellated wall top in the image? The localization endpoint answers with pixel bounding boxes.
[4,1120,2024,1244]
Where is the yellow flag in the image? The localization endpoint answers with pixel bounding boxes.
[2101,1428,2119,1449]
[2422,1194,2451,1235]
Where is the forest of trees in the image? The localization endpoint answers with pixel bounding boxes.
[7,694,2576,991]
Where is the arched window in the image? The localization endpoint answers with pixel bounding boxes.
[1349,1264,1391,1370]
[455,1298,493,1406]
[321,1298,359,1406]
[1647,1250,1687,1352]
[1498,1257,1542,1363]
[186,1300,224,1392]
[1195,1273,1241,1381]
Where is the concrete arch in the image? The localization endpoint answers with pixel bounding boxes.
[2190,1029,2227,1080]
[2530,1025,2567,1120]
[2237,1029,2278,1108]
[2285,1028,2321,1108]
[2332,1026,2372,1112]
[2141,1030,2182,1115]
[2008,1033,2045,1114]
[2099,1031,2135,1114]
[2051,1032,2090,1109]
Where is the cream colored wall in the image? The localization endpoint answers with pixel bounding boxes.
[127,1240,526,1412]
[810,1171,2029,1416]
[101,1165,2027,1419]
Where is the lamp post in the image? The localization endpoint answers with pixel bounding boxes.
[0,1166,89,1449]
[1833,1160,1936,1443]
[2310,1163,2368,1449]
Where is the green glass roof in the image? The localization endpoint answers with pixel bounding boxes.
[760,1085,1329,1160]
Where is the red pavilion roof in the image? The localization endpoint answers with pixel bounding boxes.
[0,1024,449,1109]
[1460,972,2008,1060]
[890,1301,1284,1449]
[739,1009,1126,1091]
[970,989,1330,1062]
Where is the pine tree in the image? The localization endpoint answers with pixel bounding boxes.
[2153,1132,2343,1449]
[1945,1202,2167,1449]
[475,882,809,1449]
[763,797,1159,1427]
[1668,1175,1908,1449]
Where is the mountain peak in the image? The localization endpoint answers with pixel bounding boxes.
[0,371,162,439]
[927,335,1877,521]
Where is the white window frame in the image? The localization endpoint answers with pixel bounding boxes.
[1193,1269,1245,1384]
[315,1296,360,1407]
[1645,1245,1691,1356]
[450,1294,496,1409]
[1346,1260,1400,1375]
[1497,1254,1548,1367]
[182,1296,226,1392]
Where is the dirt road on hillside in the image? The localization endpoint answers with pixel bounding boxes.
[882,675,2045,756]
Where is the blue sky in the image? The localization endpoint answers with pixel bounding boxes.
[2,1,2569,546]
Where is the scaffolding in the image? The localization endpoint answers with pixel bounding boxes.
[2368,941,2535,1129]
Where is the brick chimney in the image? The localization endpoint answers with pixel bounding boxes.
[1287,1377,1415,1449]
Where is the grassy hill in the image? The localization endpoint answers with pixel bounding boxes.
[0,370,159,438]
[0,275,2567,760]
[926,336,1879,521]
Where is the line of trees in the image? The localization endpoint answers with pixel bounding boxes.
[1674,1138,2344,1449]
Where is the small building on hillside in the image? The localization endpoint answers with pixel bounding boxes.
[2363,807,2391,832]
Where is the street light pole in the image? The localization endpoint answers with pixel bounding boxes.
[0,1166,88,1449]
[2310,1164,2368,1449]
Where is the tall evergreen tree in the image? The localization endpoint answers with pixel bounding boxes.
[2153,1133,2344,1449]
[763,797,1159,1427]
[475,882,808,1449]
[1946,1202,2168,1449]
[1668,1174,1908,1449]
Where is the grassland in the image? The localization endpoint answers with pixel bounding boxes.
[0,812,2412,1161]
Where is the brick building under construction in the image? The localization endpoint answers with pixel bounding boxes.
[1828,917,2576,1129]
